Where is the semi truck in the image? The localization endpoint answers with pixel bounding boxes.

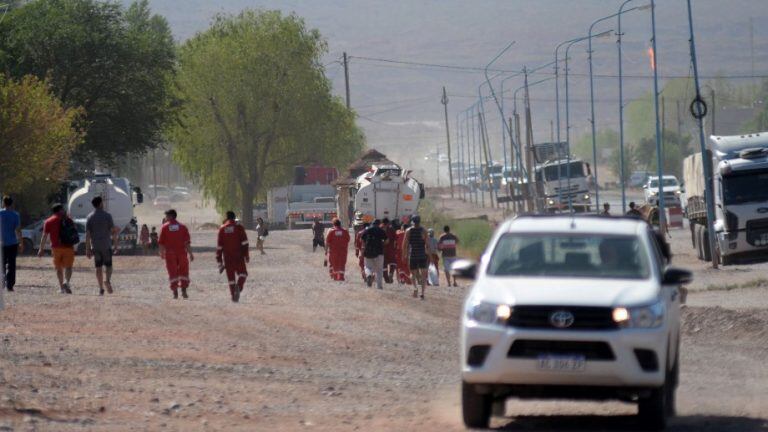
[67,174,143,253]
[532,142,592,213]
[353,162,423,224]
[267,184,337,229]
[684,132,768,264]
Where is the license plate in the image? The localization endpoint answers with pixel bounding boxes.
[537,355,586,372]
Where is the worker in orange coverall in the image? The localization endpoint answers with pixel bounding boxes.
[325,218,350,281]
[158,209,194,299]
[216,211,249,303]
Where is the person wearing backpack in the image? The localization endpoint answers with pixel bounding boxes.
[38,204,78,294]
[361,219,388,289]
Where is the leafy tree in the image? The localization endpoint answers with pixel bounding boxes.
[608,143,638,185]
[170,10,364,227]
[0,0,175,166]
[573,129,619,164]
[0,75,83,215]
[635,129,690,178]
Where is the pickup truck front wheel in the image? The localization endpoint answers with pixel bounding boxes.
[637,352,677,430]
[462,381,492,429]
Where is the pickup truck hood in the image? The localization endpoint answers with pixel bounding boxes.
[470,276,660,308]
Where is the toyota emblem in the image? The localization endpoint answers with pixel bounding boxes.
[549,310,575,328]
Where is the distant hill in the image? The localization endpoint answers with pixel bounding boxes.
[132,0,768,179]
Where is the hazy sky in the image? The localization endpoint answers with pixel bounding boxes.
[138,0,768,159]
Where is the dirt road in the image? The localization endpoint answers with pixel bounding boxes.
[1,213,767,431]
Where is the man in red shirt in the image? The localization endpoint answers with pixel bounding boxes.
[158,209,194,299]
[38,204,76,294]
[216,211,249,302]
[325,218,350,281]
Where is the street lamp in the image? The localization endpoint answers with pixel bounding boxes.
[617,1,653,213]
[588,10,640,214]
[650,0,666,229]
[564,30,612,212]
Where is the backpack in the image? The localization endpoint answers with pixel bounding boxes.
[60,218,80,246]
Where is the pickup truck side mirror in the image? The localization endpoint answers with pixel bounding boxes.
[662,267,693,285]
[451,259,478,280]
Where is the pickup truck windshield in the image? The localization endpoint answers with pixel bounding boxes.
[649,178,678,188]
[487,233,651,279]
[723,170,768,205]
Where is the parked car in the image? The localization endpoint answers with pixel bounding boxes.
[170,186,191,202]
[454,215,691,430]
[21,219,87,255]
[153,195,171,209]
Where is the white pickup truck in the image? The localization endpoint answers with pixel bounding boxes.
[454,215,691,430]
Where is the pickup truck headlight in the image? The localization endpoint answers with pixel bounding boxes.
[466,301,511,325]
[612,300,665,328]
[649,191,658,196]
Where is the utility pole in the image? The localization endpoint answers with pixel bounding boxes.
[442,88,454,197]
[479,112,495,208]
[676,99,683,151]
[710,87,716,136]
[343,52,351,110]
[523,68,536,213]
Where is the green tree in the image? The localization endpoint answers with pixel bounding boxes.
[0,75,83,215]
[573,129,619,164]
[170,10,364,227]
[635,129,690,178]
[609,143,638,185]
[0,0,175,166]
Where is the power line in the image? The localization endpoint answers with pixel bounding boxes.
[349,54,768,80]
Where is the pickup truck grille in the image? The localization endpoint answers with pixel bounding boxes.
[507,340,615,360]
[746,218,768,246]
[506,306,618,330]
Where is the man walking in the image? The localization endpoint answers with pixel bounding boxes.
[158,209,194,299]
[361,219,388,289]
[438,225,460,287]
[85,197,119,295]
[325,218,350,281]
[216,211,249,302]
[38,204,78,294]
[402,215,431,299]
[1,196,22,292]
[626,202,642,218]
[382,218,397,284]
[354,222,370,282]
[311,218,325,252]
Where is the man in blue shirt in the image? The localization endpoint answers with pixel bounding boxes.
[0,196,22,291]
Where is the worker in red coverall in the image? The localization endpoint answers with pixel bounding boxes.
[382,218,398,284]
[216,211,249,303]
[325,218,350,281]
[354,222,370,282]
[158,209,194,299]
[395,222,412,285]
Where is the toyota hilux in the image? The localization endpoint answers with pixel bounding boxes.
[453,215,691,430]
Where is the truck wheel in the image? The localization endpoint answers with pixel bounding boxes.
[694,225,703,260]
[462,381,492,429]
[701,227,712,262]
[689,222,696,249]
[637,383,669,431]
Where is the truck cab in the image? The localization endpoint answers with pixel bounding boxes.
[684,132,768,264]
[534,159,592,213]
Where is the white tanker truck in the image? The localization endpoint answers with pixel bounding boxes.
[67,174,143,254]
[353,163,424,225]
